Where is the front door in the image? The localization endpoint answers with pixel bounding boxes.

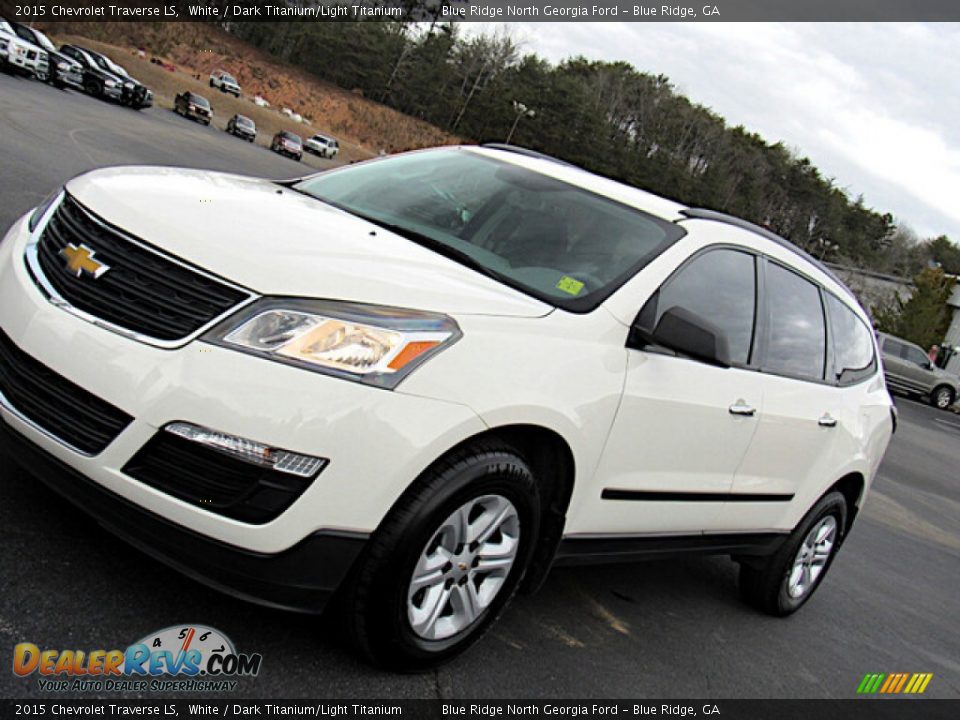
[577,247,764,535]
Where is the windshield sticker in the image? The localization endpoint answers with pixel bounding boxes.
[556,276,585,296]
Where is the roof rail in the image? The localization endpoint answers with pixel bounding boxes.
[679,207,854,296]
[480,143,577,168]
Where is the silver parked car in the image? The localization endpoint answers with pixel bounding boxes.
[879,332,959,409]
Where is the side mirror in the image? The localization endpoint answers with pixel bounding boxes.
[629,306,731,368]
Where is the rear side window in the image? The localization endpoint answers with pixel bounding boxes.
[763,262,826,381]
[640,248,757,365]
[825,294,876,385]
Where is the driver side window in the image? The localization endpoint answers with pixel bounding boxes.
[637,248,758,365]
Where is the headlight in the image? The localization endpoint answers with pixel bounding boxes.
[28,188,62,233]
[124,81,134,89]
[104,79,116,87]
[205,299,461,389]
[57,61,69,70]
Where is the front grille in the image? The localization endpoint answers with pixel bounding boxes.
[35,195,249,342]
[0,329,133,455]
[123,432,316,524]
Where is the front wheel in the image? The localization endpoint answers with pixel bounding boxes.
[739,491,847,616]
[931,386,955,410]
[341,441,540,670]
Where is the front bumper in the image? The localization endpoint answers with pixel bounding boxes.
[0,420,365,612]
[0,212,487,555]
[58,68,84,88]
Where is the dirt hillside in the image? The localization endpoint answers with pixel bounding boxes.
[41,21,459,162]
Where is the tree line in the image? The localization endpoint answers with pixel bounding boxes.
[227,19,958,279]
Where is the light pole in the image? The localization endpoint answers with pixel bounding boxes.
[506,101,536,144]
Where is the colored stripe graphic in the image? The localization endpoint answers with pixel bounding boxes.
[857,672,932,694]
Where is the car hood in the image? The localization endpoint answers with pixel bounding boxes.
[64,167,552,318]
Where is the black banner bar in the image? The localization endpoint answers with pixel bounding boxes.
[3,0,960,23]
[0,700,958,719]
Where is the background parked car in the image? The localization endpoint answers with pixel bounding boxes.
[879,332,959,409]
[270,130,303,161]
[226,114,256,142]
[305,133,339,159]
[174,91,213,125]
[0,19,46,78]
[209,70,241,97]
[81,46,152,109]
[60,44,126,102]
[9,22,82,89]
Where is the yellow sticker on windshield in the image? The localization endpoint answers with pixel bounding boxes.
[556,276,585,296]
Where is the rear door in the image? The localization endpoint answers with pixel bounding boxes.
[723,261,855,531]
[899,342,935,393]
[586,247,766,534]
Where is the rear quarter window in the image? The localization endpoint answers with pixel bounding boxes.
[825,294,876,385]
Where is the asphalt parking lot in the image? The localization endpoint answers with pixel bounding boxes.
[1,71,958,700]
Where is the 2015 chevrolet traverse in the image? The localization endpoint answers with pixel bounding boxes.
[0,146,894,669]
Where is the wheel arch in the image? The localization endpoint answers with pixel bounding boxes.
[825,472,865,543]
[384,423,577,595]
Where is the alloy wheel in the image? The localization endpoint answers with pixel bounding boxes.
[786,515,837,599]
[407,494,520,641]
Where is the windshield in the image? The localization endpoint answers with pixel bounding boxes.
[33,29,56,52]
[293,149,683,311]
[223,74,237,84]
[237,116,254,127]
[191,95,210,108]
[283,133,302,145]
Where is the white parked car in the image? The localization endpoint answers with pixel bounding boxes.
[209,69,240,97]
[253,94,269,108]
[0,18,46,78]
[0,146,894,670]
[305,133,340,159]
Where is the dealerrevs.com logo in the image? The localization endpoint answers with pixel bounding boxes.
[13,625,262,693]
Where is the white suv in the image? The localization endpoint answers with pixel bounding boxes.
[305,133,340,159]
[209,69,241,97]
[0,146,894,669]
[0,18,46,77]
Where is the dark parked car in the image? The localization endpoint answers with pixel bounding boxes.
[270,130,302,161]
[879,332,959,409]
[174,91,213,125]
[226,114,256,142]
[10,22,82,89]
[60,44,152,109]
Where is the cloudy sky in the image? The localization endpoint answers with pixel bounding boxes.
[469,22,960,242]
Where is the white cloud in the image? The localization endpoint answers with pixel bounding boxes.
[466,22,960,241]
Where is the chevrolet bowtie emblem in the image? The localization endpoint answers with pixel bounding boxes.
[59,243,110,279]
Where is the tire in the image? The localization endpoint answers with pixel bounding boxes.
[209,79,214,87]
[931,386,954,410]
[739,491,847,617]
[84,79,102,97]
[340,441,540,670]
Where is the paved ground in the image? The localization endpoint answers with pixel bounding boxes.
[0,72,958,700]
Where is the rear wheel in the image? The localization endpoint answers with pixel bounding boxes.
[931,386,954,410]
[341,441,539,670]
[739,491,846,616]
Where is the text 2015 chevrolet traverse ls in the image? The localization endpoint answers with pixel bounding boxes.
[0,146,893,669]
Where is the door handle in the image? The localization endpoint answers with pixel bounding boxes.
[729,400,756,417]
[818,413,838,428]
